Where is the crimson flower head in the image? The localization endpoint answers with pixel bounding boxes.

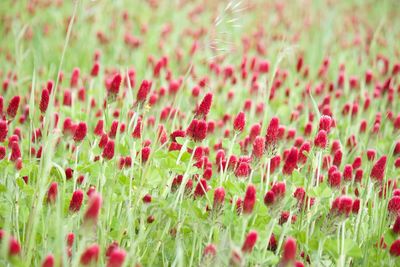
[213,187,226,209]
[390,239,400,257]
[282,237,297,264]
[393,216,400,234]
[304,122,312,136]
[9,135,19,147]
[233,111,246,132]
[69,189,84,212]
[352,198,360,214]
[264,191,275,206]
[105,242,119,257]
[84,192,102,224]
[370,155,387,183]
[264,182,286,207]
[249,123,261,141]
[66,232,75,247]
[99,133,108,148]
[132,118,142,139]
[46,80,54,93]
[259,60,270,73]
[268,234,277,251]
[352,156,362,169]
[73,122,87,142]
[319,115,332,132]
[293,187,305,203]
[107,248,126,267]
[80,244,100,265]
[196,93,213,119]
[102,140,115,160]
[7,95,20,118]
[65,167,73,180]
[333,150,342,167]
[328,170,341,188]
[252,136,265,159]
[170,129,185,142]
[193,147,204,160]
[70,67,80,87]
[143,194,152,203]
[63,118,74,135]
[298,142,311,164]
[168,79,181,94]
[215,149,225,166]
[136,79,152,103]
[91,62,100,77]
[243,184,256,214]
[0,120,8,142]
[282,147,298,175]
[94,120,104,136]
[235,197,243,214]
[354,169,363,183]
[87,186,96,197]
[241,230,258,253]
[153,59,164,78]
[331,196,352,216]
[109,73,122,95]
[203,244,217,258]
[338,196,353,216]
[109,120,118,139]
[343,164,353,182]
[279,211,296,225]
[235,161,251,178]
[8,236,21,256]
[141,146,151,163]
[331,140,341,154]
[388,196,400,216]
[365,70,373,84]
[39,89,50,113]
[41,253,55,267]
[47,182,58,204]
[15,157,23,170]
[186,119,208,142]
[9,141,21,162]
[194,178,208,198]
[265,117,279,151]
[271,182,286,198]
[314,130,327,149]
[367,149,376,161]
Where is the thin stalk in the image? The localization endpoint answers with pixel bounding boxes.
[221,133,238,184]
[315,150,322,187]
